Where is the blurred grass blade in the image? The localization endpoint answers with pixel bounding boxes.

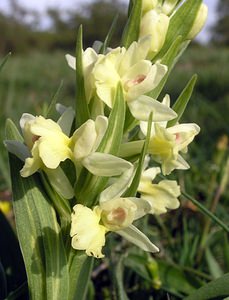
[45,80,64,118]
[181,191,229,233]
[205,248,223,279]
[100,14,119,54]
[76,83,126,206]
[124,113,152,197]
[5,281,28,300]
[167,74,197,127]
[185,273,229,300]
[73,257,94,300]
[0,52,11,72]
[155,0,202,60]
[121,0,142,48]
[8,154,69,300]
[75,25,90,128]
[113,256,129,300]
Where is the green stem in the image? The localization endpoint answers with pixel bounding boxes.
[181,191,229,233]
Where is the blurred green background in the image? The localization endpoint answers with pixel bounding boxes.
[0,0,229,299]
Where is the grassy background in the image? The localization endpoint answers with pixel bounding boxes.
[0,45,229,299]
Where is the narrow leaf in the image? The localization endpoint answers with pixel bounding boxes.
[73,257,94,300]
[5,118,23,142]
[45,80,64,118]
[0,52,11,72]
[68,251,88,300]
[100,14,119,54]
[75,25,90,128]
[168,75,197,127]
[121,0,142,48]
[154,0,202,60]
[76,83,126,207]
[124,113,152,197]
[9,155,69,300]
[205,248,223,279]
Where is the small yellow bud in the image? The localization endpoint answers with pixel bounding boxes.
[187,3,208,40]
[142,0,158,15]
[140,10,170,59]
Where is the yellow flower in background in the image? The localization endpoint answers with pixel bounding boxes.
[0,201,11,215]
[138,166,180,214]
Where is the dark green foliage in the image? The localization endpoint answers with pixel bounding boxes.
[212,0,229,45]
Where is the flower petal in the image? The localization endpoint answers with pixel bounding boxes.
[71,205,106,258]
[117,225,159,253]
[128,95,177,121]
[82,152,132,176]
[99,166,135,203]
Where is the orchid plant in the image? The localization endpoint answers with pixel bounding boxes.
[4,0,207,299]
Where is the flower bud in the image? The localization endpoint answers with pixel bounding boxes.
[140,10,170,59]
[101,198,137,231]
[187,3,208,40]
[142,0,158,15]
[162,0,180,15]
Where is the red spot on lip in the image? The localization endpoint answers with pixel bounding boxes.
[32,135,40,143]
[112,207,126,223]
[125,74,146,90]
[132,74,146,85]
[175,133,181,143]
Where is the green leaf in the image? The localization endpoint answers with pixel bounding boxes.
[73,257,94,300]
[76,83,126,207]
[168,75,197,127]
[154,0,202,60]
[121,0,142,48]
[149,36,187,99]
[44,80,64,118]
[113,256,129,300]
[205,248,223,279]
[8,154,69,300]
[100,14,119,54]
[158,260,199,296]
[185,273,229,300]
[124,113,152,197]
[75,25,90,128]
[5,119,23,142]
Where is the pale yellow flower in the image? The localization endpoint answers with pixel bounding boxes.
[140,96,200,174]
[92,39,176,122]
[20,115,72,177]
[70,168,159,258]
[70,205,107,258]
[138,167,180,214]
